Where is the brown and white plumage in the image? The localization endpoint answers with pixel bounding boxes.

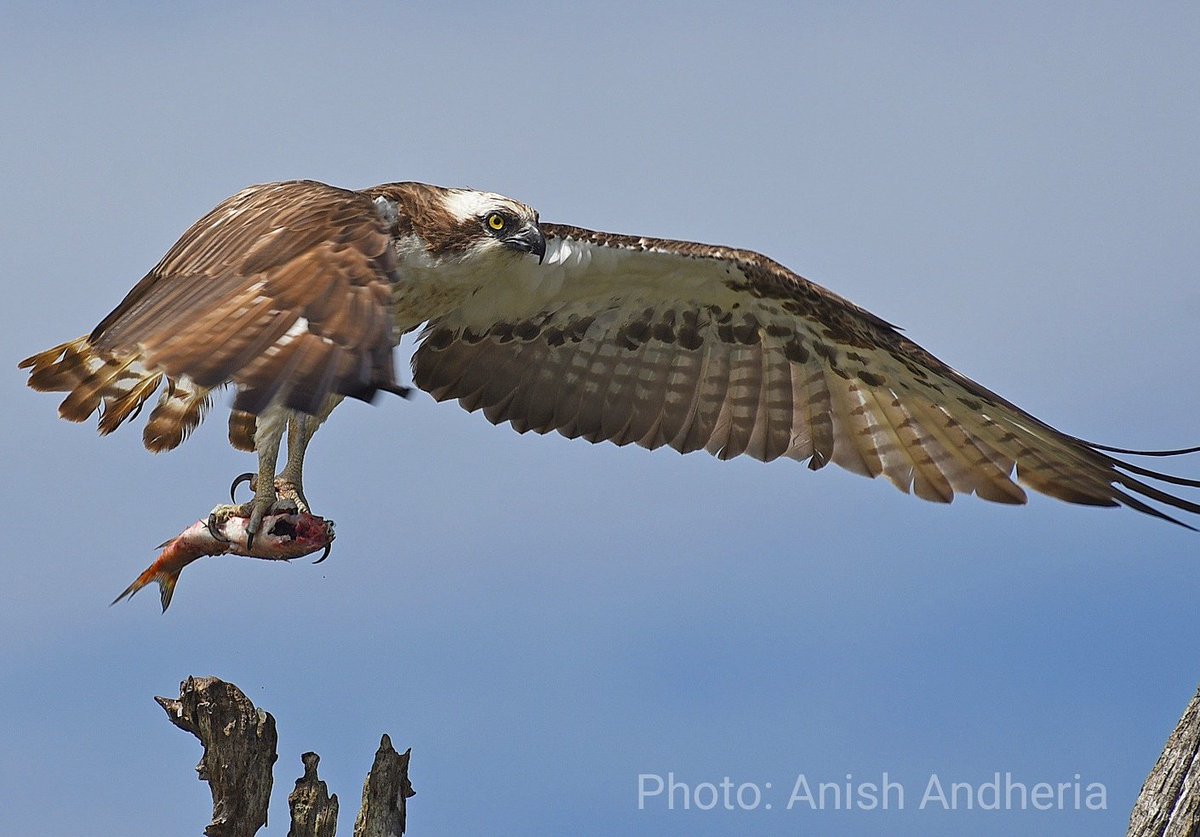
[23,181,404,450]
[20,179,1200,544]
[21,179,546,544]
[412,225,1200,527]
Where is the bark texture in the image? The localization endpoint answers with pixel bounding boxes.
[1128,683,1200,837]
[155,676,278,837]
[354,734,416,837]
[157,677,413,835]
[288,752,339,837]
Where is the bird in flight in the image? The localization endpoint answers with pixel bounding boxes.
[20,179,1200,552]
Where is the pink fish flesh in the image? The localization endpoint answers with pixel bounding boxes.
[112,510,335,611]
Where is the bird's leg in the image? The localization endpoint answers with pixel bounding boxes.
[223,415,315,521]
[273,394,340,517]
[218,400,336,550]
[276,413,315,514]
[238,407,289,550]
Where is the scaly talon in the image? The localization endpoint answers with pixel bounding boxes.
[229,472,256,503]
[205,504,241,543]
[242,493,299,551]
[225,470,313,551]
[313,542,332,564]
[206,512,226,542]
[244,498,269,550]
[273,476,310,515]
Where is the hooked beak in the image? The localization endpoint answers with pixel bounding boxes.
[505,224,547,264]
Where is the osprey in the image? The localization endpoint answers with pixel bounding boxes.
[20,179,1200,547]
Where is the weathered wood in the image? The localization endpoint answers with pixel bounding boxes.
[354,734,416,837]
[158,677,413,835]
[1128,683,1200,837]
[155,676,278,837]
[288,752,339,837]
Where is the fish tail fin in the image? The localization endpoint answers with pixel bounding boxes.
[111,559,181,612]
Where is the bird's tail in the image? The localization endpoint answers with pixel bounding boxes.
[19,337,210,452]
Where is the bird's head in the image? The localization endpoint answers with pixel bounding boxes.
[442,188,546,264]
[373,182,545,267]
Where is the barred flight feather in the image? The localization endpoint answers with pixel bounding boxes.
[412,222,1200,529]
[21,180,410,455]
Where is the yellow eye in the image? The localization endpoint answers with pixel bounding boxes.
[487,212,507,231]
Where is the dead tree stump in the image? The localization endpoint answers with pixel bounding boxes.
[1128,682,1200,837]
[155,676,277,837]
[289,752,339,837]
[354,735,416,837]
[157,676,413,835]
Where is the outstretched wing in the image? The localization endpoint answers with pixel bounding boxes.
[412,223,1200,527]
[21,180,404,451]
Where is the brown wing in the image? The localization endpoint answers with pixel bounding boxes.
[89,179,402,415]
[411,222,1200,527]
[20,179,404,451]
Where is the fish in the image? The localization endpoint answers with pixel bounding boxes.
[112,509,335,612]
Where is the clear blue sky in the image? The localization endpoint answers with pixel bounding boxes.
[2,3,1199,835]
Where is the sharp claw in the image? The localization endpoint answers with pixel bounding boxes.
[206,512,230,543]
[229,472,256,503]
[313,542,332,564]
